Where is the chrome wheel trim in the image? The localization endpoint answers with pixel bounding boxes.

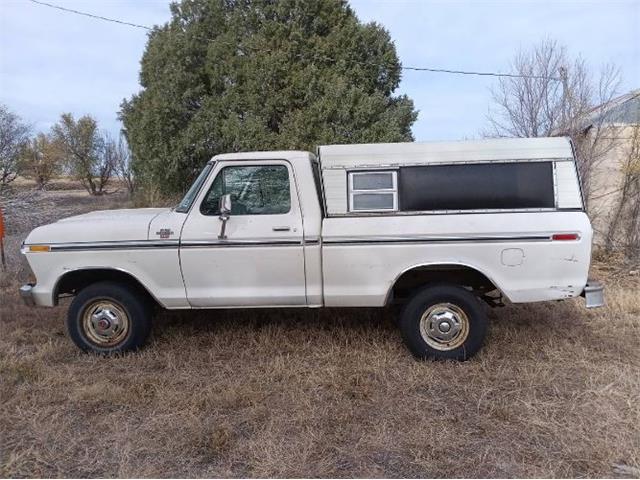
[81,299,130,347]
[419,302,470,351]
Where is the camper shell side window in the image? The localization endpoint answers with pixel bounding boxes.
[344,159,585,214]
[399,161,555,211]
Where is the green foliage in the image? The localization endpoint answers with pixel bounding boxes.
[19,133,63,189]
[120,0,417,194]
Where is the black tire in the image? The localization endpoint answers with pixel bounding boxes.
[399,284,488,361]
[66,281,152,354]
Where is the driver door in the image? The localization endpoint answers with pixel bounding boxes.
[179,160,306,307]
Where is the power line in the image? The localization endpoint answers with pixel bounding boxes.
[28,0,561,81]
[403,65,560,80]
[29,0,151,30]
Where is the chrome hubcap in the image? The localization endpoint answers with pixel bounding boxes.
[419,303,470,351]
[82,300,130,347]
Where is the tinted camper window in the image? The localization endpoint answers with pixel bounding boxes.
[399,162,554,211]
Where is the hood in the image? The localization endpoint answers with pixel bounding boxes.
[24,208,170,245]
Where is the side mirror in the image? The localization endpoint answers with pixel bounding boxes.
[218,194,232,240]
[219,194,232,216]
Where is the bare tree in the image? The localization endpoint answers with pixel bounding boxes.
[486,39,620,208]
[565,64,621,208]
[0,104,31,188]
[113,134,135,195]
[604,125,640,258]
[52,113,113,195]
[623,126,640,259]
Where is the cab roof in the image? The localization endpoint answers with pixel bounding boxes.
[210,150,313,162]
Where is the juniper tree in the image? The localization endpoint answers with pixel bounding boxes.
[120,0,417,194]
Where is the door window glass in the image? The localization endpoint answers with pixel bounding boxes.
[201,165,291,215]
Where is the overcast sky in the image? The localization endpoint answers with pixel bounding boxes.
[1,0,639,142]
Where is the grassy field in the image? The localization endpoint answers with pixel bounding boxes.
[1,185,639,478]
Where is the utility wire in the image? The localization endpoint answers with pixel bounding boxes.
[403,65,560,80]
[28,0,562,81]
[29,0,151,30]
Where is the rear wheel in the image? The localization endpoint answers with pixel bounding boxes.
[399,284,488,361]
[66,281,152,354]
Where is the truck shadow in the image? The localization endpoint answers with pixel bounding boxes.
[154,306,397,338]
[148,298,606,359]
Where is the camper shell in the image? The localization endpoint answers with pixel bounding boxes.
[319,137,584,216]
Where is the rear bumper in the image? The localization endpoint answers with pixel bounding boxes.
[19,283,36,307]
[581,280,604,308]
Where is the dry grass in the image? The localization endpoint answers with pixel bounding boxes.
[1,189,639,478]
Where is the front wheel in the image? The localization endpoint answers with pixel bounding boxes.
[399,284,488,361]
[66,281,152,354]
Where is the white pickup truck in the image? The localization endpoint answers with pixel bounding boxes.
[20,137,604,360]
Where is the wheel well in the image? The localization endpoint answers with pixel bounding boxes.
[54,268,160,308]
[387,264,500,305]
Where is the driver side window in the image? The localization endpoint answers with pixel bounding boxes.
[200,164,291,216]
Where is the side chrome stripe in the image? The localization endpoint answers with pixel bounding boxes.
[322,234,552,246]
[41,234,554,252]
[46,239,303,251]
[50,240,179,251]
[181,240,302,248]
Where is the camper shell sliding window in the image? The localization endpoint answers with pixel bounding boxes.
[348,171,398,212]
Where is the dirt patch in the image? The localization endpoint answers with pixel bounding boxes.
[0,190,638,477]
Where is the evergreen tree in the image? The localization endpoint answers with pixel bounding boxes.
[120,0,417,193]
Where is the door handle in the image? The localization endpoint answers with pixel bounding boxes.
[272,226,291,232]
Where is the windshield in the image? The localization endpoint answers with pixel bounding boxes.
[174,162,214,213]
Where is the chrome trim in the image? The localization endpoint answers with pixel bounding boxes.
[180,239,302,248]
[19,284,36,307]
[27,238,305,252]
[47,240,179,251]
[30,233,566,251]
[323,234,552,246]
[327,207,564,217]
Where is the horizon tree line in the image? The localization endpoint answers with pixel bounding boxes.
[0,106,135,195]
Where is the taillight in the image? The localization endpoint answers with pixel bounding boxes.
[552,233,580,241]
